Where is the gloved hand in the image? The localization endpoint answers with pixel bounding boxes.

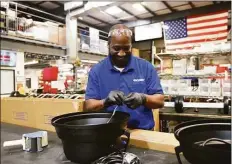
[124,92,146,109]
[103,90,125,108]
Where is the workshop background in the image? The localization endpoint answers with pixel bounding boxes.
[0,1,231,164]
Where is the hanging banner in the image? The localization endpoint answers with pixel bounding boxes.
[89,27,100,53]
[0,50,17,67]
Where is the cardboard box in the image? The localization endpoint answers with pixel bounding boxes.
[1,98,36,128]
[1,98,84,132]
[48,25,59,44]
[33,98,84,132]
[163,59,172,68]
[58,26,66,46]
[132,48,140,57]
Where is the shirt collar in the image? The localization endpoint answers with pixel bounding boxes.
[106,55,135,73]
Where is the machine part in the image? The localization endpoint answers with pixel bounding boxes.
[93,151,141,164]
[223,96,231,115]
[175,96,184,113]
[51,111,130,164]
[3,131,48,152]
[174,119,231,164]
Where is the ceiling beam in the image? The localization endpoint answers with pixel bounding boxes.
[50,1,63,6]
[87,15,112,25]
[153,2,231,22]
[51,6,64,16]
[98,9,126,23]
[117,6,141,20]
[162,1,176,12]
[189,2,195,8]
[123,1,231,28]
[16,1,65,23]
[140,3,157,16]
[77,19,109,32]
[37,1,46,5]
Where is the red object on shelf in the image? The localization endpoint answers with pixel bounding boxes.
[42,67,58,81]
[50,88,58,94]
[203,64,229,74]
[43,82,51,93]
[216,66,228,73]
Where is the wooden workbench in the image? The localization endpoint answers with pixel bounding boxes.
[1,123,188,164]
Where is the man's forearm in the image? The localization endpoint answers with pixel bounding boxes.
[144,94,164,109]
[84,99,104,111]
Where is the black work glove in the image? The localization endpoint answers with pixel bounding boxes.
[103,90,125,108]
[124,92,146,109]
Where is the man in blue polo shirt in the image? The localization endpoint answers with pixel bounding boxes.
[84,24,164,130]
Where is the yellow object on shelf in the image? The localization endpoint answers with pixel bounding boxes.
[132,48,140,57]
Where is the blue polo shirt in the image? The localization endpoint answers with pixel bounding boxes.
[85,55,163,130]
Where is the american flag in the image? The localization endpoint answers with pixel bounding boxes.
[164,10,229,53]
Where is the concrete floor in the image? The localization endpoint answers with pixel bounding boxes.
[1,123,189,164]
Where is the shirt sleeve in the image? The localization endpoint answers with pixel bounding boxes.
[85,69,101,100]
[146,63,164,95]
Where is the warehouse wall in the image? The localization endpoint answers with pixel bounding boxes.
[0,51,25,92]
[24,69,42,89]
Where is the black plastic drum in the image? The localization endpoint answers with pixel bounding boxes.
[52,111,130,164]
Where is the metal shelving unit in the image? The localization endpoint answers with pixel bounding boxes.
[1,34,67,49]
[164,94,225,99]
[79,49,107,57]
[157,51,231,59]
[159,73,230,79]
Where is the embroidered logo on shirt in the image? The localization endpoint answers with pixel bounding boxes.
[133,79,145,82]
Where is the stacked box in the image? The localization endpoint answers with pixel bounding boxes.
[209,79,221,97]
[198,79,210,96]
[59,26,66,46]
[222,79,231,97]
[168,80,179,95]
[178,79,192,95]
[161,80,169,94]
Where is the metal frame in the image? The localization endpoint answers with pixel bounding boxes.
[140,3,157,17]
[162,1,176,12]
[1,35,66,49]
[164,102,225,109]
[35,93,83,99]
[117,6,140,20]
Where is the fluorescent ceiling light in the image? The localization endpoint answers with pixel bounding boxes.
[64,2,83,11]
[81,60,99,64]
[141,2,146,6]
[105,6,122,15]
[78,17,83,20]
[24,60,38,65]
[132,3,146,11]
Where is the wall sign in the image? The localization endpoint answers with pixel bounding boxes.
[135,23,163,41]
[0,50,17,67]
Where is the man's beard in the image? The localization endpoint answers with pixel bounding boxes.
[110,52,131,68]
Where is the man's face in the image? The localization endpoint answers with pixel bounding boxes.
[109,35,132,68]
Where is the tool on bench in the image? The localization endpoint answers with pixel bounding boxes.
[3,131,48,152]
[107,105,118,123]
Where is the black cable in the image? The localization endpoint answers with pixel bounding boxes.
[93,151,141,164]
